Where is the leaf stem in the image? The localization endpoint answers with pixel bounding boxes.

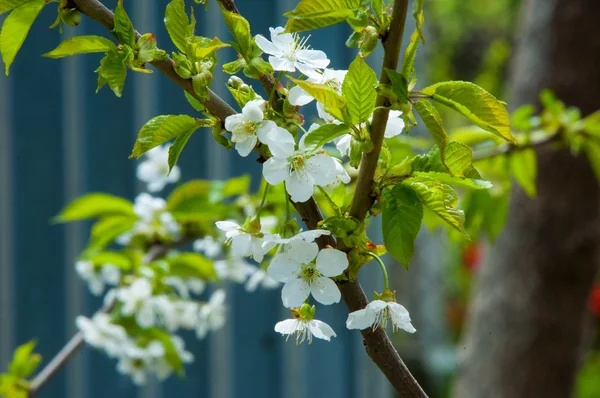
[365,252,389,290]
[256,181,270,217]
[269,72,285,114]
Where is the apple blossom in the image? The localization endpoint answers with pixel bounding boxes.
[267,240,348,308]
[255,27,329,79]
[346,300,416,333]
[136,145,180,192]
[224,99,294,157]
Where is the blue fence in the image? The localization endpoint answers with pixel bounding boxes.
[0,1,410,397]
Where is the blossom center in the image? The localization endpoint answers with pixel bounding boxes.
[290,155,306,171]
[300,263,321,284]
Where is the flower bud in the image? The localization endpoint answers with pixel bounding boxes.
[359,26,379,58]
[173,53,193,79]
[60,7,81,27]
[137,33,157,63]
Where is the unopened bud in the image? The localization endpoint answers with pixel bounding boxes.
[359,26,379,58]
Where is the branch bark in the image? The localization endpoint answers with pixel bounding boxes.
[52,0,427,396]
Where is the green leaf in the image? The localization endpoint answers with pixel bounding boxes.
[342,57,377,123]
[509,149,537,198]
[190,36,229,59]
[8,340,41,379]
[42,36,116,58]
[167,179,211,211]
[146,329,184,374]
[384,68,409,104]
[411,141,482,179]
[414,100,449,167]
[412,171,491,190]
[166,252,216,280]
[55,193,135,222]
[168,127,196,172]
[88,215,136,251]
[289,77,346,120]
[131,115,199,158]
[0,0,33,14]
[165,0,191,53]
[221,9,254,58]
[302,123,350,151]
[87,251,133,270]
[96,49,128,97]
[401,28,420,85]
[382,184,423,267]
[208,175,251,203]
[412,0,424,43]
[0,0,46,75]
[113,0,135,46]
[401,175,466,235]
[421,81,514,143]
[284,0,360,33]
[184,90,205,112]
[463,190,508,241]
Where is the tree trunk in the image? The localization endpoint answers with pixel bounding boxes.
[454,0,600,397]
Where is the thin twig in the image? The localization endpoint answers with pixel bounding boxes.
[27,240,186,396]
[472,134,560,161]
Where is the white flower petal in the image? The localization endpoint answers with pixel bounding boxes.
[288,85,314,106]
[251,237,266,263]
[224,113,244,132]
[234,135,257,157]
[274,319,301,335]
[311,276,341,305]
[384,111,405,138]
[242,102,264,122]
[295,61,321,80]
[231,233,252,257]
[281,278,311,308]
[263,157,290,185]
[296,49,330,69]
[269,56,296,72]
[286,171,314,203]
[309,320,336,341]
[263,127,295,159]
[268,253,302,282]
[346,308,377,330]
[254,34,282,56]
[269,27,295,52]
[306,154,339,186]
[215,220,240,233]
[334,134,352,157]
[286,240,319,265]
[366,300,389,314]
[315,248,348,277]
[387,302,411,322]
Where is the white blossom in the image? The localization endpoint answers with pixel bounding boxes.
[119,193,181,243]
[118,278,156,328]
[275,318,336,344]
[136,145,180,192]
[76,261,121,296]
[196,289,227,339]
[346,300,416,333]
[268,240,348,308]
[262,132,340,203]
[193,235,222,259]
[153,295,199,332]
[216,220,276,263]
[76,313,127,358]
[214,256,255,283]
[288,69,347,108]
[255,27,329,79]
[224,100,294,157]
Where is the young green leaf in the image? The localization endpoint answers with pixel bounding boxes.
[8,340,41,379]
[509,148,537,198]
[42,36,116,58]
[221,9,254,58]
[412,0,424,43]
[0,0,46,75]
[167,179,211,211]
[55,193,135,222]
[113,0,135,46]
[208,175,251,203]
[184,90,205,112]
[414,100,448,166]
[289,77,346,120]
[401,175,466,235]
[87,215,136,251]
[190,36,230,59]
[401,27,420,85]
[165,0,191,53]
[384,68,409,104]
[0,0,33,14]
[167,252,217,280]
[86,251,133,270]
[412,171,492,190]
[168,127,196,172]
[96,49,128,97]
[284,0,361,33]
[421,81,514,143]
[343,57,377,123]
[302,123,350,151]
[382,184,423,267]
[131,115,199,158]
[411,141,482,179]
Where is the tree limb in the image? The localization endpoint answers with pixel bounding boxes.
[349,0,410,222]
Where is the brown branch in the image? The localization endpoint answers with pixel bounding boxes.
[472,134,561,161]
[349,1,410,222]
[27,241,187,397]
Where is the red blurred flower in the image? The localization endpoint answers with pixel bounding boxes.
[462,242,482,273]
[589,285,600,318]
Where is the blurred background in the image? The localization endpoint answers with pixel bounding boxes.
[1,0,599,397]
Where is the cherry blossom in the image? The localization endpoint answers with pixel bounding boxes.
[136,145,180,192]
[346,300,416,333]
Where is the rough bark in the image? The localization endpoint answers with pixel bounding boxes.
[454,0,600,397]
